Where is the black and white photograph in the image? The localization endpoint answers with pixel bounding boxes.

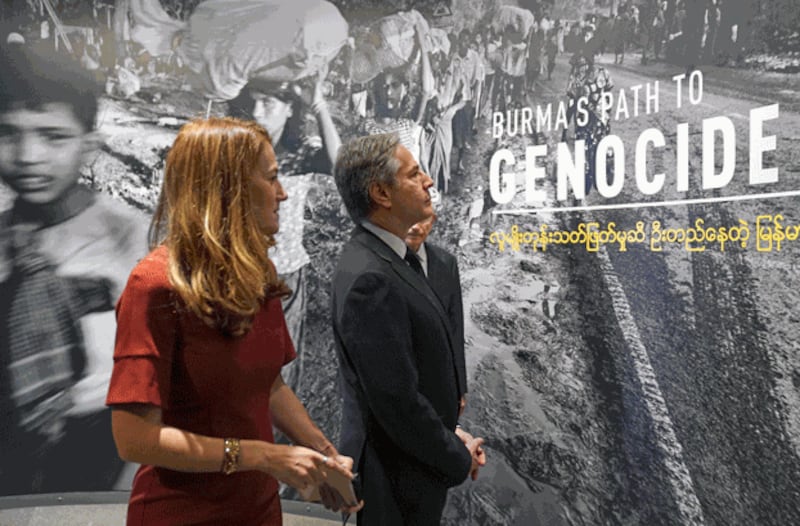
[1,0,799,524]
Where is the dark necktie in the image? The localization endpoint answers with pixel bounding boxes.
[404,248,425,278]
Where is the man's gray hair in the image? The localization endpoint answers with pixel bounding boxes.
[334,133,401,223]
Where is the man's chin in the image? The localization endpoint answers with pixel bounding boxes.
[14,190,61,206]
[382,105,401,119]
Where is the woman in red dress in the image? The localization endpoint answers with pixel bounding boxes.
[106,117,360,525]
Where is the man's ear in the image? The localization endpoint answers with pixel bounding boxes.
[368,181,392,210]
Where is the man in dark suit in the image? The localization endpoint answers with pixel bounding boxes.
[332,133,484,525]
[406,213,486,479]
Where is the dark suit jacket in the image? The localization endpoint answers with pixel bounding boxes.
[424,242,467,400]
[332,226,472,526]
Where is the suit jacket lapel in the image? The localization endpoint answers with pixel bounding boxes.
[420,243,465,395]
[353,227,453,348]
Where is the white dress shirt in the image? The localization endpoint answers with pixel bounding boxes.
[361,220,428,277]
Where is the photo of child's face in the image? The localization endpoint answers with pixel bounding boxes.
[375,71,406,116]
[251,93,293,143]
[0,103,89,205]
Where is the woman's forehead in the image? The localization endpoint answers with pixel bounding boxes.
[259,142,278,170]
[251,91,286,104]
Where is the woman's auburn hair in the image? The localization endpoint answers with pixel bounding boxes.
[149,117,290,337]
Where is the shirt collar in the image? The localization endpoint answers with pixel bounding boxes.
[361,220,409,260]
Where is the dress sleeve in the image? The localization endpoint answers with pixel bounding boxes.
[106,260,178,408]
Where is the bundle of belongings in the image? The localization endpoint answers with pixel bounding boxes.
[491,5,535,42]
[350,9,436,84]
[427,27,451,57]
[119,0,349,101]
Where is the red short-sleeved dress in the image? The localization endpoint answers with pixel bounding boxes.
[106,246,296,525]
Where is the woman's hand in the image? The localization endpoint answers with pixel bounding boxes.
[266,373,359,511]
[256,443,337,491]
[260,446,363,513]
[318,455,364,514]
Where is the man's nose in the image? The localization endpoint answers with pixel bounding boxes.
[421,171,434,189]
[16,133,45,166]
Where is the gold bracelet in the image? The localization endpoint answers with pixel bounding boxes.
[221,438,241,475]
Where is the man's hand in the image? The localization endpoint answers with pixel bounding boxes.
[456,427,487,480]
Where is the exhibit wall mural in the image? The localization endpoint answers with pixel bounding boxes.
[1,0,799,524]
